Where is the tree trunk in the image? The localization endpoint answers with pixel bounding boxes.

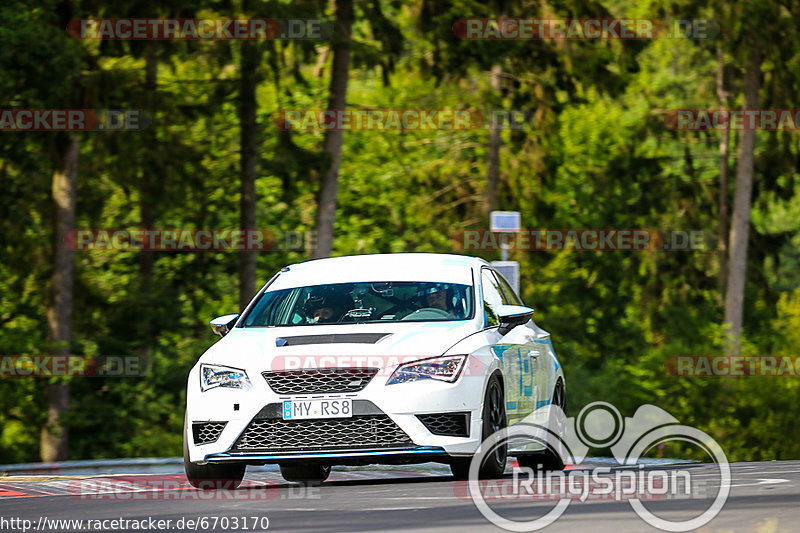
[724,48,762,354]
[313,0,354,259]
[485,64,503,218]
[42,135,79,462]
[313,46,330,78]
[139,43,157,303]
[238,41,262,310]
[716,46,730,298]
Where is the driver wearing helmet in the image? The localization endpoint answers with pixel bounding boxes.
[303,290,350,324]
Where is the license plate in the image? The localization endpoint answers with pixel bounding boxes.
[282,398,353,420]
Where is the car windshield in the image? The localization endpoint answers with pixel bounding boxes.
[242,281,474,326]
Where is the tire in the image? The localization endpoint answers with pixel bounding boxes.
[280,464,331,484]
[450,373,507,480]
[183,416,245,490]
[517,380,567,472]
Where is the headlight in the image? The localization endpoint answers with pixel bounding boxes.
[200,363,252,391]
[386,355,467,385]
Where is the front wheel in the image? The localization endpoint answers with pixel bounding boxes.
[280,464,331,484]
[451,373,507,480]
[183,416,245,490]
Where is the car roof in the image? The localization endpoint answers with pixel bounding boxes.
[267,253,485,290]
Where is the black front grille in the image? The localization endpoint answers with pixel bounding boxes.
[192,421,227,445]
[417,412,470,437]
[233,415,412,451]
[262,368,379,394]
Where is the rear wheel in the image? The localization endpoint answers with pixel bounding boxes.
[183,416,245,490]
[517,380,567,472]
[280,464,331,484]
[450,373,507,480]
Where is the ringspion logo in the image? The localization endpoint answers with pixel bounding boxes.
[454,468,696,502]
[467,402,729,531]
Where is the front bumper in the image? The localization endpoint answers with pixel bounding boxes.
[186,362,494,464]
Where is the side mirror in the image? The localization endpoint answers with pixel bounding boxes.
[210,314,240,337]
[497,305,534,335]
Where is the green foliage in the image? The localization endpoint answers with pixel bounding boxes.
[1,0,800,464]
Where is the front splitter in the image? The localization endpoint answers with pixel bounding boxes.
[205,446,449,465]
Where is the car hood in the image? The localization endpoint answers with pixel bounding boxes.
[200,321,478,371]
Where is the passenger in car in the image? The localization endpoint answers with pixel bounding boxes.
[420,286,458,318]
[425,287,449,311]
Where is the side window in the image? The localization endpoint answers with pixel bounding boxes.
[493,271,523,306]
[481,269,504,327]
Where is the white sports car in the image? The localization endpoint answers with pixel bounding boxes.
[184,253,565,487]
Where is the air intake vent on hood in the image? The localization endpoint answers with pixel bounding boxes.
[275,333,391,346]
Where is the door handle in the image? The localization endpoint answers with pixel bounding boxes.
[528,350,540,359]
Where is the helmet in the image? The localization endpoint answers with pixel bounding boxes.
[302,288,351,322]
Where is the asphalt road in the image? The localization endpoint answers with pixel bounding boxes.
[1,460,797,532]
